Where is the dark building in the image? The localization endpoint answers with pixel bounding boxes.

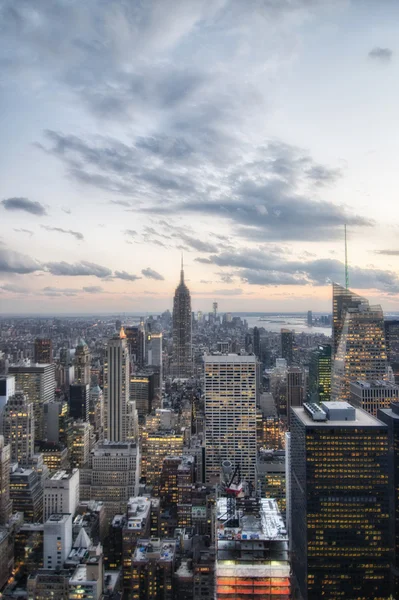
[34,338,53,364]
[378,402,399,598]
[281,329,294,365]
[286,367,303,424]
[307,311,312,327]
[332,282,364,356]
[69,383,89,421]
[9,466,43,523]
[385,320,399,383]
[172,260,192,378]
[131,538,176,600]
[308,344,331,403]
[130,373,155,422]
[290,401,391,600]
[125,325,146,368]
[253,326,260,359]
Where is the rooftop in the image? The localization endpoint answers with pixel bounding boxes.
[133,538,176,562]
[46,513,71,524]
[217,498,287,542]
[351,380,399,390]
[204,353,257,364]
[293,402,385,427]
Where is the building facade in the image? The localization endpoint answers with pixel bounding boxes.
[0,436,11,525]
[43,469,79,522]
[350,380,399,417]
[34,338,53,364]
[172,262,192,378]
[2,393,35,464]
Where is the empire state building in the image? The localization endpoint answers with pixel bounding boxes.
[172,259,193,378]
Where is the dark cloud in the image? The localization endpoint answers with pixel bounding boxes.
[142,267,164,281]
[83,286,103,293]
[0,283,30,293]
[1,197,47,216]
[114,270,141,281]
[45,261,112,278]
[124,230,137,238]
[376,250,399,256]
[41,225,84,241]
[369,47,393,62]
[0,248,41,274]
[213,288,243,296]
[14,228,34,236]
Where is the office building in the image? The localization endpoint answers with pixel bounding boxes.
[147,332,163,372]
[307,310,312,327]
[253,326,260,359]
[377,402,399,598]
[69,383,89,422]
[0,375,15,415]
[43,513,73,569]
[0,436,11,525]
[290,401,391,600]
[204,354,257,485]
[69,560,104,600]
[9,363,55,440]
[332,282,365,356]
[215,497,290,599]
[257,450,286,515]
[80,441,140,521]
[130,373,155,421]
[131,538,176,600]
[104,328,137,442]
[34,338,53,364]
[308,344,331,403]
[89,385,104,442]
[9,465,43,522]
[74,338,91,385]
[0,528,13,591]
[125,324,146,368]
[331,287,388,401]
[385,320,399,382]
[281,329,294,365]
[35,440,69,472]
[69,419,91,469]
[350,380,399,417]
[172,260,192,378]
[286,367,304,423]
[43,399,68,444]
[141,431,184,486]
[43,469,79,521]
[2,393,34,464]
[122,496,152,596]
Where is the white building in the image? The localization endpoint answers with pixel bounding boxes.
[204,354,257,485]
[43,513,73,569]
[43,469,79,522]
[0,375,15,414]
[2,393,34,464]
[104,329,137,442]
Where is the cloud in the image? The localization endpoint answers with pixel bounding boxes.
[124,230,137,238]
[142,267,164,280]
[114,270,141,281]
[1,197,47,216]
[83,286,103,293]
[14,228,34,236]
[0,248,42,274]
[376,249,399,256]
[369,47,393,62]
[0,283,30,293]
[45,260,112,278]
[212,288,243,296]
[41,225,84,240]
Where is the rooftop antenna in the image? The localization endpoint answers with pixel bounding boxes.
[180,252,184,283]
[345,224,349,289]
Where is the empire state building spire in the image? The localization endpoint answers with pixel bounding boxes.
[172,257,192,379]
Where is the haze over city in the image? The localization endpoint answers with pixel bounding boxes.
[1,0,399,314]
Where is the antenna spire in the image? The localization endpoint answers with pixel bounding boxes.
[345,224,349,289]
[180,252,184,283]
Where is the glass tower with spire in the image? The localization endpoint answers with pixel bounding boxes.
[172,258,193,378]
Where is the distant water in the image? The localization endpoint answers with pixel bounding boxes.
[237,313,332,336]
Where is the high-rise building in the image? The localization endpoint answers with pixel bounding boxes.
[332,282,365,356]
[131,538,177,600]
[43,513,73,569]
[10,465,43,522]
[172,260,192,378]
[141,430,184,487]
[74,338,91,385]
[286,367,304,423]
[69,384,89,422]
[204,354,257,485]
[130,373,155,422]
[104,328,137,442]
[331,286,388,401]
[69,420,91,469]
[147,332,163,392]
[350,380,399,417]
[253,326,260,359]
[290,401,391,600]
[0,375,15,415]
[2,393,34,464]
[34,338,53,364]
[89,385,104,442]
[43,399,69,444]
[308,344,331,403]
[9,363,55,441]
[0,436,11,525]
[307,310,313,327]
[43,469,79,522]
[385,320,399,383]
[281,329,294,365]
[377,402,399,598]
[215,497,290,599]
[125,325,146,368]
[80,441,140,521]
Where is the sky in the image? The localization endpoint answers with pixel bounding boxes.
[1,0,399,314]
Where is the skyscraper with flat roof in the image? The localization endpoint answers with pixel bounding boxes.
[34,338,53,364]
[0,436,11,525]
[172,261,192,378]
[385,320,399,383]
[308,344,331,403]
[204,354,257,485]
[281,329,294,365]
[290,401,391,600]
[3,393,34,464]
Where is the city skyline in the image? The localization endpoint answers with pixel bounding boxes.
[2,1,399,314]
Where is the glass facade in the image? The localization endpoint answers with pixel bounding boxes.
[308,345,331,403]
[291,407,391,600]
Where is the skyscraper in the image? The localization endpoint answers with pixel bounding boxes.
[34,338,53,364]
[290,401,391,600]
[0,436,11,525]
[9,363,55,441]
[286,367,304,424]
[104,328,137,442]
[74,338,91,385]
[172,260,192,378]
[147,332,163,388]
[253,326,260,359]
[332,282,364,356]
[308,344,331,403]
[125,325,146,368]
[2,393,35,464]
[331,287,388,401]
[281,329,294,365]
[204,354,257,485]
[385,320,399,382]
